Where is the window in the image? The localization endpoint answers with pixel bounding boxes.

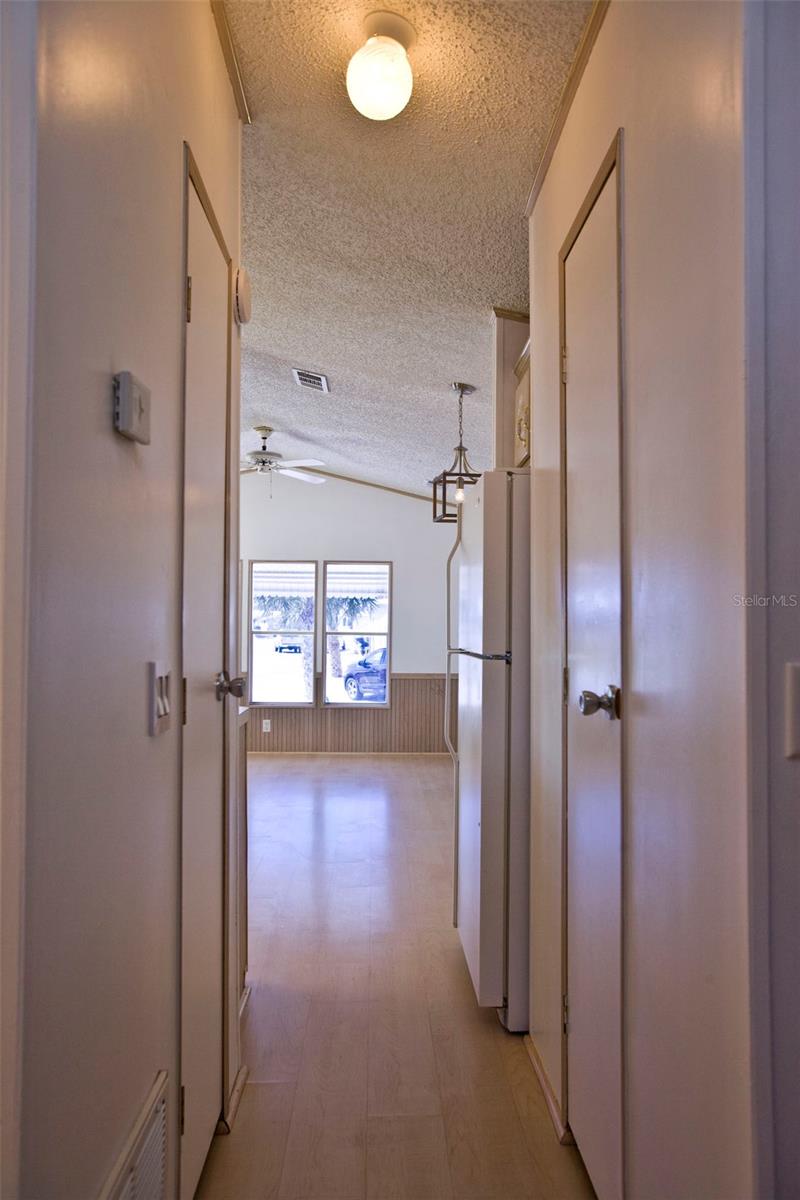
[249,561,317,705]
[323,562,391,706]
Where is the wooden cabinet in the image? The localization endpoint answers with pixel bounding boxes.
[491,308,530,468]
[513,339,531,467]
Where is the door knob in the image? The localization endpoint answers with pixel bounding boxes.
[578,685,620,720]
[215,671,246,701]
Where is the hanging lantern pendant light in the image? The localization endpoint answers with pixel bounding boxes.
[431,382,481,523]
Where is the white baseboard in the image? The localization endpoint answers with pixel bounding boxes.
[523,1034,574,1145]
[216,1064,249,1135]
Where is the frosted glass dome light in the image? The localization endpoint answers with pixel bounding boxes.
[346,13,415,122]
[346,35,412,121]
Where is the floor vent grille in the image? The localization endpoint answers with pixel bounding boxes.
[99,1072,168,1200]
[292,367,329,393]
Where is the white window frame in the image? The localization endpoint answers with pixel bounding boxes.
[248,559,318,708]
[322,560,392,708]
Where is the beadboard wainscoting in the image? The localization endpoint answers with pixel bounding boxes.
[247,674,457,754]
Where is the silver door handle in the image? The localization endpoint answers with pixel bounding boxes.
[578,685,620,720]
[215,671,246,701]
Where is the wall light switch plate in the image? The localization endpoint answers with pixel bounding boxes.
[262,719,271,733]
[114,371,151,444]
[148,662,171,736]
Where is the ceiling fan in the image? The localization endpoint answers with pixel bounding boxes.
[240,426,326,485]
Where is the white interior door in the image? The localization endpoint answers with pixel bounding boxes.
[563,168,623,1200]
[181,180,229,1200]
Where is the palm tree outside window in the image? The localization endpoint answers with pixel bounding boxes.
[249,561,317,705]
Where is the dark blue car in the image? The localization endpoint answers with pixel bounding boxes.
[344,647,387,702]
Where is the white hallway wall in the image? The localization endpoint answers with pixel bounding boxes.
[22,4,240,1198]
[529,2,752,1198]
[241,471,453,675]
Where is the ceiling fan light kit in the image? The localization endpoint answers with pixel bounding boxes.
[346,11,416,122]
[241,426,326,494]
[431,383,481,523]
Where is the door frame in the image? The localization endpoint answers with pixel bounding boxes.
[178,144,243,1187]
[0,5,37,1196]
[557,129,625,1167]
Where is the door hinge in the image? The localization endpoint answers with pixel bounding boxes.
[182,677,188,725]
[561,345,567,385]
[186,275,192,323]
[180,1085,185,1135]
[562,665,570,706]
[562,993,569,1035]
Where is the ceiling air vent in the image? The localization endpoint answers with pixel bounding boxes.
[292,368,330,393]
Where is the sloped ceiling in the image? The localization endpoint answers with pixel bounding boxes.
[227,0,591,491]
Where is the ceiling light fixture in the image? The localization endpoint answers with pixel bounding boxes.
[431,383,481,523]
[346,11,416,122]
[240,426,326,497]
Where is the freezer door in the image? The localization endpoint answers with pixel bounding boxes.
[457,473,509,658]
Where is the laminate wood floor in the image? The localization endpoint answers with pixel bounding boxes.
[197,754,594,1200]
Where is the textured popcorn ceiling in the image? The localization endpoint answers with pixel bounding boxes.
[227,0,591,491]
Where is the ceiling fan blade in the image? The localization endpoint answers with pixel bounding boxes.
[239,466,258,474]
[278,468,326,485]
[279,458,325,468]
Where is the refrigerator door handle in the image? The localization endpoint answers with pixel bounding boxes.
[451,647,512,664]
[444,648,458,763]
[444,647,459,927]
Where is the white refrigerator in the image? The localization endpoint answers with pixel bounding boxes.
[446,469,530,1032]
